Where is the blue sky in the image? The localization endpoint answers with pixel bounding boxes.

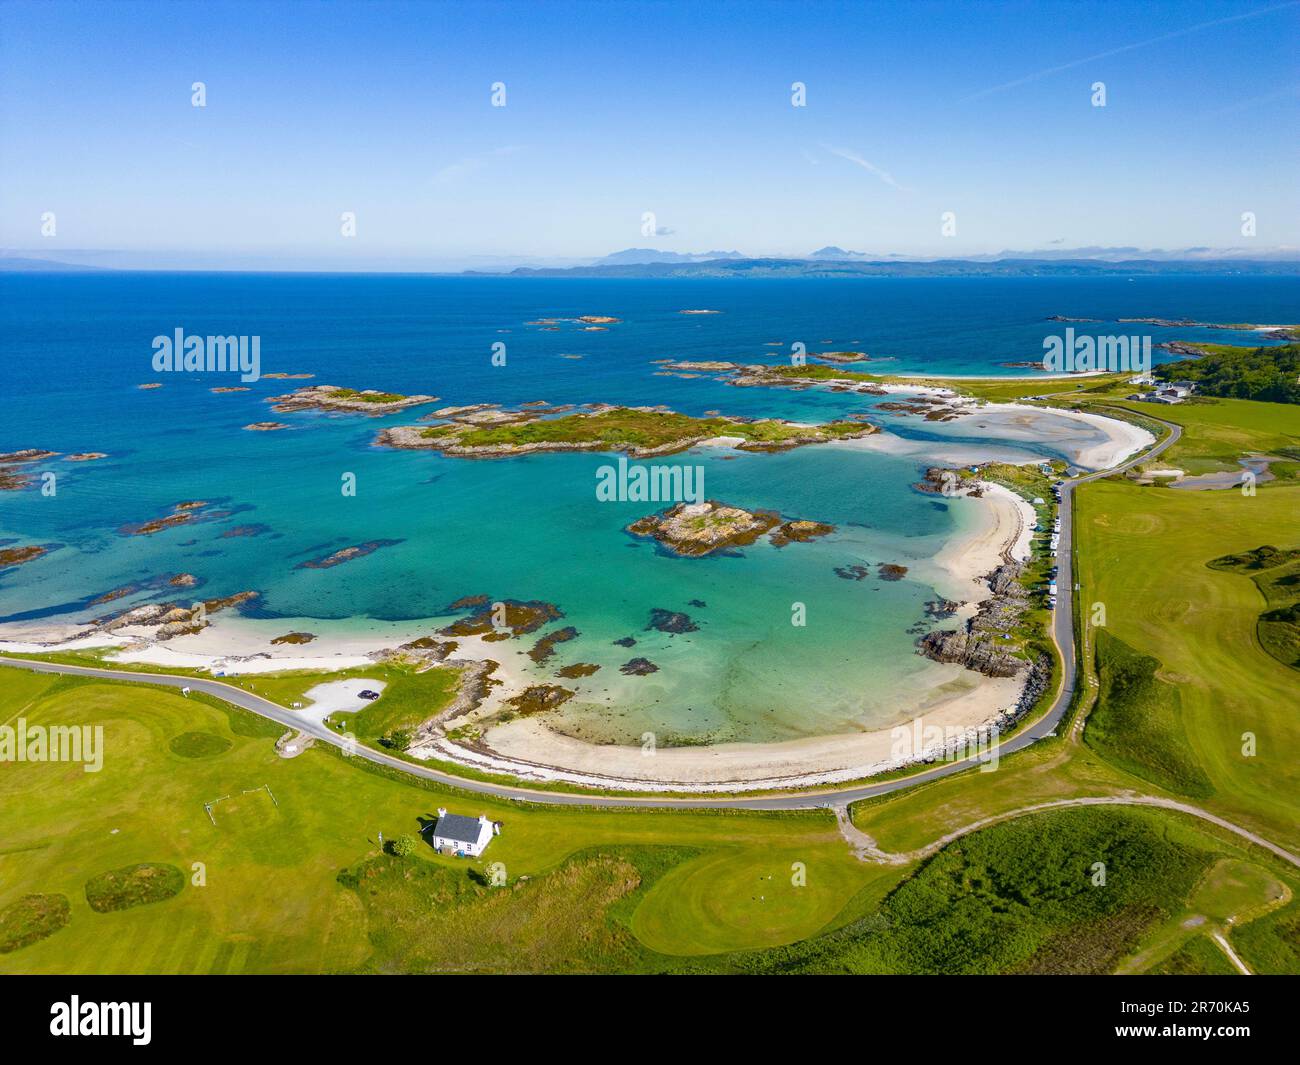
[1,0,1296,266]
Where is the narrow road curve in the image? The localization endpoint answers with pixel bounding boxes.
[1212,932,1253,975]
[1,409,1184,813]
[835,794,1300,869]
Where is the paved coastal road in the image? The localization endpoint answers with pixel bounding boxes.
[1044,409,1182,746]
[3,411,1181,812]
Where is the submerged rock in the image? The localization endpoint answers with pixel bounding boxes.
[440,598,563,638]
[619,658,659,676]
[271,632,316,645]
[296,539,404,569]
[528,626,579,664]
[555,662,601,679]
[646,608,699,635]
[0,545,46,568]
[505,685,574,715]
[834,564,871,581]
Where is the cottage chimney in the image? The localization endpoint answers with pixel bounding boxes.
[478,814,488,825]
[436,807,447,818]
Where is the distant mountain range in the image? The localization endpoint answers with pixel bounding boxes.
[3,245,1297,276]
[484,256,1300,279]
[593,248,746,265]
[0,256,105,272]
[588,244,1300,267]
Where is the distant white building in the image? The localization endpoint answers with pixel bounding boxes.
[429,808,498,857]
[1130,380,1195,404]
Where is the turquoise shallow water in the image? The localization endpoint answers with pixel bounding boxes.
[1,272,1295,742]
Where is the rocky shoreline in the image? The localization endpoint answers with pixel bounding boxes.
[918,560,1029,678]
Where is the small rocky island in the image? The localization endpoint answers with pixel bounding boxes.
[627,500,834,557]
[268,384,438,415]
[295,539,404,569]
[0,449,58,490]
[119,500,212,536]
[0,544,48,568]
[376,404,877,458]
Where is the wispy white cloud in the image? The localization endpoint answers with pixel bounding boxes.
[963,1,1298,101]
[433,145,522,184]
[822,144,911,192]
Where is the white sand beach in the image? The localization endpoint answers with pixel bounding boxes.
[922,482,1034,607]
[856,380,1154,471]
[429,667,1023,791]
[966,402,1154,469]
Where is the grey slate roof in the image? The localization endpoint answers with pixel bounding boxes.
[434,812,484,845]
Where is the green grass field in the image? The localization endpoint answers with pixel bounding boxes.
[0,667,885,972]
[5,665,1294,973]
[1231,897,1300,974]
[1073,478,1300,851]
[1207,546,1300,670]
[730,808,1276,975]
[1095,395,1299,479]
[1148,935,1240,975]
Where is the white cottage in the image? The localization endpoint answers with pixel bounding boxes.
[430,808,498,857]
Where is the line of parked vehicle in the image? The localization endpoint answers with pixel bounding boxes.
[1031,479,1066,611]
[1046,480,1063,608]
